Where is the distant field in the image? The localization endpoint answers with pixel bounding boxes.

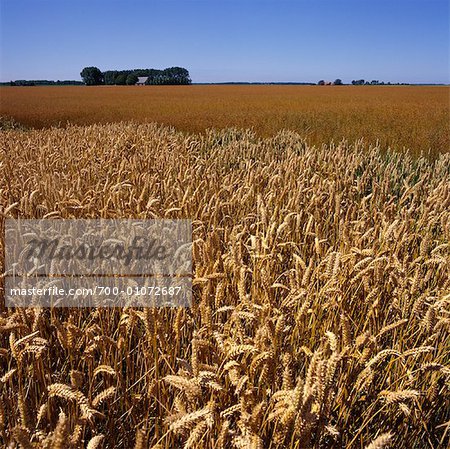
[1,85,448,156]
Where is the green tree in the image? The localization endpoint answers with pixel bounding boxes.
[80,67,104,85]
[115,73,127,85]
[145,69,162,84]
[162,67,191,84]
[126,74,139,85]
[104,71,118,85]
[334,79,343,85]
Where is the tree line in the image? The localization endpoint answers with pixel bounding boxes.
[1,80,83,86]
[80,66,191,85]
[318,79,343,85]
[352,80,390,85]
[317,79,410,86]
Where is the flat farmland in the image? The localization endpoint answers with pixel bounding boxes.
[1,122,450,448]
[1,85,450,447]
[1,85,448,156]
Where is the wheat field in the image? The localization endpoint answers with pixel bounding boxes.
[1,85,449,157]
[0,122,449,448]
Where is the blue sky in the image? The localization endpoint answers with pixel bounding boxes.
[0,0,448,83]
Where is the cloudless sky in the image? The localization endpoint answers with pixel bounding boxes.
[0,0,448,83]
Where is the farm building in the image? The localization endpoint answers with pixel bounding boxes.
[136,77,148,85]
